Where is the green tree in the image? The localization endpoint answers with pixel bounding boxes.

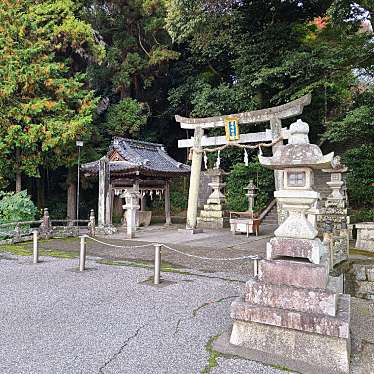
[84,0,179,139]
[0,0,105,191]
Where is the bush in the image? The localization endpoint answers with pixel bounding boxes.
[350,208,374,224]
[342,145,374,209]
[0,190,38,223]
[226,160,274,212]
[170,190,188,211]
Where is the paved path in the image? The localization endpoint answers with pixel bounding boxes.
[0,254,285,374]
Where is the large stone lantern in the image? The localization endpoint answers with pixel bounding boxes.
[228,119,351,374]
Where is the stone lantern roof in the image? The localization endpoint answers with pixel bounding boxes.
[259,119,334,170]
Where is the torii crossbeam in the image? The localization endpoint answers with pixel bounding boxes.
[175,94,311,232]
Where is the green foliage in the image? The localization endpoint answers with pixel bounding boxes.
[226,160,274,212]
[342,145,374,209]
[105,98,149,137]
[0,0,104,187]
[170,191,188,211]
[0,191,38,223]
[350,209,374,224]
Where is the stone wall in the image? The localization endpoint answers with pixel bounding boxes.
[344,260,374,300]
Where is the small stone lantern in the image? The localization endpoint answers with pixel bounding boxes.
[197,168,227,229]
[122,190,140,239]
[244,180,257,217]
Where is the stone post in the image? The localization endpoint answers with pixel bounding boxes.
[88,209,96,237]
[186,127,204,230]
[98,156,109,226]
[164,180,171,225]
[123,190,140,239]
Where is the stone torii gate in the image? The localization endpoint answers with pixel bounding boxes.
[176,94,311,231]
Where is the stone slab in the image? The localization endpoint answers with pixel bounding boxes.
[200,210,224,218]
[203,204,224,211]
[217,320,350,374]
[266,236,326,264]
[258,258,329,289]
[177,228,203,235]
[231,294,350,338]
[244,278,337,316]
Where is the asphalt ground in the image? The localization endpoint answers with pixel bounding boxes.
[0,253,286,374]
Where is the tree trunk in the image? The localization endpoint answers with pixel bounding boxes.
[15,172,21,193]
[36,175,45,208]
[66,168,76,220]
[15,148,21,192]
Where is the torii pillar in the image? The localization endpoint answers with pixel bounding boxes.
[186,127,204,230]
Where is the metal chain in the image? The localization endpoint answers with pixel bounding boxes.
[161,244,260,261]
[86,236,152,249]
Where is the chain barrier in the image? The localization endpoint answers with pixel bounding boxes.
[85,236,260,262]
[85,236,153,249]
[161,244,260,261]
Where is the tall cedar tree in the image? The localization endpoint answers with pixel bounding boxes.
[0,0,105,191]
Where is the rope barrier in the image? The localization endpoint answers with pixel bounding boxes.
[161,244,260,261]
[86,236,153,249]
[194,137,283,154]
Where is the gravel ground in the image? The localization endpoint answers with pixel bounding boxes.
[0,254,285,374]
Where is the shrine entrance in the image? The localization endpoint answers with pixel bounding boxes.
[175,94,312,231]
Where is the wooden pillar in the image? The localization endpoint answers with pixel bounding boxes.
[140,194,146,211]
[164,179,171,225]
[98,156,109,226]
[186,127,204,230]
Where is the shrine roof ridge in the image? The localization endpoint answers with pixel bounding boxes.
[81,137,190,177]
[175,94,311,129]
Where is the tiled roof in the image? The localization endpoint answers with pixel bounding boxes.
[81,137,190,177]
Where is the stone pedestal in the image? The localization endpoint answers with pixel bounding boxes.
[227,119,350,374]
[356,222,374,252]
[197,169,226,229]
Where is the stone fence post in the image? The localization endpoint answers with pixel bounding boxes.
[39,208,52,239]
[88,209,96,237]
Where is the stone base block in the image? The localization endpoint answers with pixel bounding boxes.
[258,258,329,289]
[355,222,374,252]
[203,204,224,211]
[244,279,337,316]
[266,236,326,264]
[199,210,224,218]
[231,294,350,338]
[227,320,350,374]
[197,217,224,229]
[178,228,203,235]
